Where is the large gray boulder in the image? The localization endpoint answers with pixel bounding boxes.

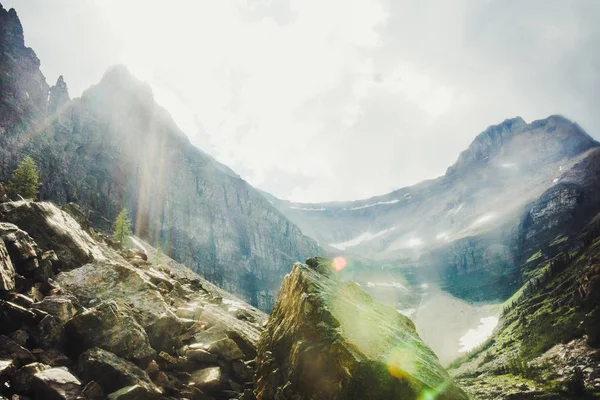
[0,201,105,270]
[31,367,84,400]
[78,347,160,396]
[65,301,156,367]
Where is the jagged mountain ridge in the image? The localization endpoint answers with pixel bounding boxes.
[0,3,320,311]
[270,115,600,302]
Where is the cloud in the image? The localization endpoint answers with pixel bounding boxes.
[6,0,600,202]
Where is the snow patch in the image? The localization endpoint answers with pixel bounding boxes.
[348,199,400,211]
[436,232,449,240]
[366,281,409,291]
[397,308,416,318]
[448,203,464,216]
[500,163,516,168]
[330,228,394,250]
[459,316,498,352]
[553,178,559,183]
[290,206,326,211]
[471,213,495,227]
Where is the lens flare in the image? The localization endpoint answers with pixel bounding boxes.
[386,346,416,379]
[333,256,347,271]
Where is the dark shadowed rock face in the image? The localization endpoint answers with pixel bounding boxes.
[255,257,468,400]
[0,5,320,311]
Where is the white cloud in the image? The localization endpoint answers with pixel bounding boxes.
[6,0,600,202]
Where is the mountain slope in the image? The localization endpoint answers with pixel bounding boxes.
[0,3,320,311]
[271,116,600,304]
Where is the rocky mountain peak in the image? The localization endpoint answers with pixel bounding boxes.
[48,75,70,112]
[0,4,25,50]
[447,115,597,176]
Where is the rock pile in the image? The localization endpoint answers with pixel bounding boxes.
[0,200,266,399]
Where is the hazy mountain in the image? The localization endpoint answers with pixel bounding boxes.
[271,116,600,303]
[0,4,320,311]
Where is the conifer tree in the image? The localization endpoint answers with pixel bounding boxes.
[6,156,40,199]
[113,208,132,248]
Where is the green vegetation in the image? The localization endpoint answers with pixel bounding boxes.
[525,250,542,263]
[113,208,132,249]
[6,156,40,199]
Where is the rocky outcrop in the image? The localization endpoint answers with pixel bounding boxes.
[255,257,468,400]
[0,4,320,311]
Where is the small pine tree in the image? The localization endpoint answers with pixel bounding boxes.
[6,156,40,199]
[113,208,132,249]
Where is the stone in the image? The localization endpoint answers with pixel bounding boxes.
[145,312,183,354]
[254,258,469,400]
[32,295,78,323]
[0,300,38,333]
[106,384,164,400]
[0,336,36,366]
[185,348,218,364]
[189,367,222,390]
[205,338,244,362]
[36,250,58,282]
[0,202,105,271]
[0,359,17,383]
[9,329,29,347]
[0,222,39,277]
[57,262,172,329]
[0,239,15,291]
[78,347,159,395]
[31,315,64,349]
[11,362,51,393]
[33,348,71,367]
[30,367,84,400]
[82,380,105,400]
[65,301,156,367]
[231,360,253,381]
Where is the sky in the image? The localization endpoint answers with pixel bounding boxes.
[4,0,600,202]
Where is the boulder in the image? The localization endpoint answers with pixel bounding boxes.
[30,367,84,400]
[185,347,218,364]
[57,262,172,329]
[107,384,164,400]
[0,239,15,291]
[31,314,65,348]
[0,359,17,383]
[33,348,71,367]
[0,222,39,276]
[31,295,78,324]
[65,301,156,367]
[189,367,222,390]
[78,347,160,395]
[0,201,105,270]
[254,258,469,400]
[205,338,244,361]
[0,335,36,366]
[0,300,38,333]
[11,362,51,393]
[145,312,183,354]
[81,380,105,399]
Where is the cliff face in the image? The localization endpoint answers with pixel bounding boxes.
[255,257,468,400]
[0,4,320,311]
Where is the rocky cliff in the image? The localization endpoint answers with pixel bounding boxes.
[0,3,321,311]
[255,257,468,400]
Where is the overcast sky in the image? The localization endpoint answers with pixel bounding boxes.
[5,0,600,202]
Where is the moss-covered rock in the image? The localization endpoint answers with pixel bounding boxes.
[255,257,468,400]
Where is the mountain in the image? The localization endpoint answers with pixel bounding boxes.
[270,116,600,304]
[0,4,320,311]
